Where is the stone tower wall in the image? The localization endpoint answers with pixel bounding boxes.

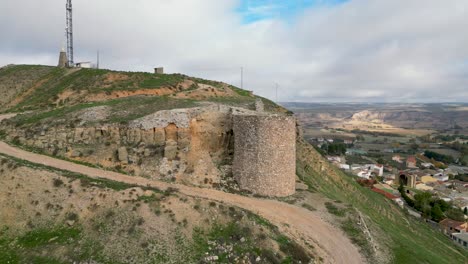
[233,114,296,197]
[58,51,67,68]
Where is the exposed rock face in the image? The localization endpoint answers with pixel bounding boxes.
[233,114,296,197]
[118,147,128,164]
[3,105,296,196]
[255,98,264,112]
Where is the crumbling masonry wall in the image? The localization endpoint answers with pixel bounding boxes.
[233,114,296,197]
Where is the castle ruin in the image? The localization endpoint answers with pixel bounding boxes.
[232,114,296,197]
[4,104,296,197]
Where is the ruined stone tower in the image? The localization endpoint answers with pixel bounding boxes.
[232,114,296,197]
[58,49,67,68]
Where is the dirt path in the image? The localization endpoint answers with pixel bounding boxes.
[0,116,364,263]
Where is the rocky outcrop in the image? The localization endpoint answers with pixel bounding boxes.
[3,104,296,196]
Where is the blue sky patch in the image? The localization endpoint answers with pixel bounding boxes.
[237,0,348,23]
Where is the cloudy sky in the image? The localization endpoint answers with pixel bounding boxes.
[1,0,467,102]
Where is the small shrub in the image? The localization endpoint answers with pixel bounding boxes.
[325,202,346,217]
[301,203,316,211]
[53,178,64,187]
[66,212,79,221]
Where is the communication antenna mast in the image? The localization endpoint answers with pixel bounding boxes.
[66,0,74,67]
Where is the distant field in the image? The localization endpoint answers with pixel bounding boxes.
[330,122,434,136]
[428,148,462,159]
[302,128,356,138]
[287,102,467,136]
[362,134,413,143]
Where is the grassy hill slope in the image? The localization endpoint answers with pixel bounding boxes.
[297,139,467,263]
[0,65,284,114]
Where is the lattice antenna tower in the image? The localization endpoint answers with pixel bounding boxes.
[66,0,74,67]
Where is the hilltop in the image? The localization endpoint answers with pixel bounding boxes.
[0,65,284,114]
[0,65,466,263]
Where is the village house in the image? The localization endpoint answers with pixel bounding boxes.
[434,172,449,182]
[327,156,342,163]
[339,164,350,170]
[392,155,403,163]
[421,162,433,169]
[352,164,384,179]
[357,170,372,179]
[439,219,468,235]
[451,233,468,249]
[453,198,468,212]
[406,156,417,168]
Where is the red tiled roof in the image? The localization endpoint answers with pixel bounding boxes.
[439,218,465,229]
[372,188,398,199]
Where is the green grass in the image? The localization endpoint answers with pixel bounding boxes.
[341,217,374,260]
[246,211,277,229]
[12,67,75,111]
[188,77,223,89]
[10,95,198,126]
[0,226,80,264]
[17,227,81,248]
[12,100,109,125]
[139,74,185,88]
[1,65,283,120]
[137,194,161,203]
[301,203,316,211]
[3,66,187,112]
[324,201,346,217]
[106,96,197,124]
[229,85,252,97]
[297,139,468,263]
[193,221,306,264]
[0,224,115,264]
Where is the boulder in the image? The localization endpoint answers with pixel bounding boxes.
[295,182,309,191]
[118,147,129,164]
[164,141,178,160]
[70,150,81,158]
[154,128,166,146]
[144,148,151,157]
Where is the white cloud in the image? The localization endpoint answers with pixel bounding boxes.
[0,0,467,102]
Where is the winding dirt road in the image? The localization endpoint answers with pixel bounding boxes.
[0,114,364,263]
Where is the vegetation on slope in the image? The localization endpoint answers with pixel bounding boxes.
[9,95,197,127]
[0,65,56,110]
[0,65,287,116]
[0,155,312,263]
[297,139,468,263]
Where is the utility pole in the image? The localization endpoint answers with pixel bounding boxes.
[97,50,100,69]
[241,67,244,90]
[66,0,74,67]
[275,83,279,103]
